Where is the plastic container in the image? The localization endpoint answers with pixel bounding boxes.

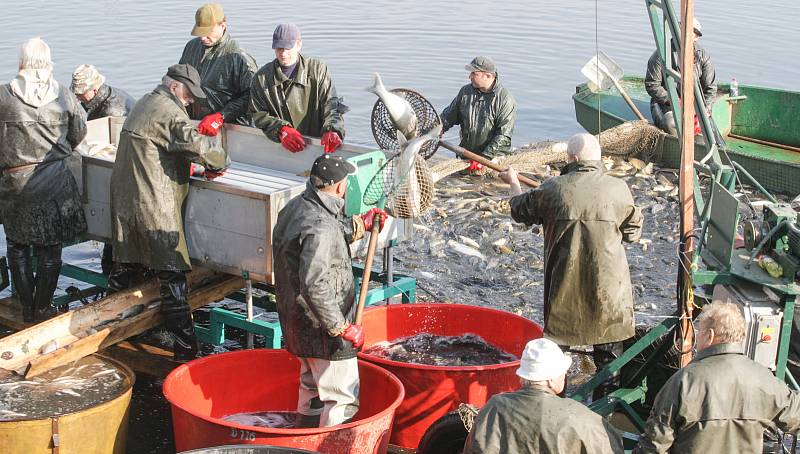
[0,355,134,454]
[358,303,543,449]
[163,349,404,454]
[730,77,739,97]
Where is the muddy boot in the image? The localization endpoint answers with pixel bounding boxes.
[592,341,624,401]
[158,271,199,361]
[33,244,62,322]
[7,240,35,323]
[100,243,114,276]
[107,263,148,293]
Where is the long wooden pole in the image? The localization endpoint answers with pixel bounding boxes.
[439,141,540,188]
[679,0,696,367]
[355,214,382,325]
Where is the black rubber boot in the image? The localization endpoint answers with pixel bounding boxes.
[33,244,62,322]
[592,341,625,401]
[101,243,114,276]
[158,271,199,361]
[7,240,35,323]
[107,263,149,293]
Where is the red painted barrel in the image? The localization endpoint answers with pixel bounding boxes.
[163,349,405,454]
[358,304,543,450]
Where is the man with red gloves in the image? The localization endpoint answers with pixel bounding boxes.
[179,3,258,134]
[273,154,386,428]
[441,56,517,175]
[250,23,347,154]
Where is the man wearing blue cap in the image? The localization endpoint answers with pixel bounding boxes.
[249,23,347,154]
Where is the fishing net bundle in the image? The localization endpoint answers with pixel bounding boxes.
[429,120,666,183]
[363,151,435,219]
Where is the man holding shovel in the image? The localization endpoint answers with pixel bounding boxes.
[272,154,386,427]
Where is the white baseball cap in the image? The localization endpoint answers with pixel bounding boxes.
[516,338,573,382]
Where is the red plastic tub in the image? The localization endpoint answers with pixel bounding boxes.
[163,349,405,454]
[358,303,543,449]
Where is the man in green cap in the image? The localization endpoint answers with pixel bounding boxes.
[441,56,517,174]
[249,23,348,154]
[109,64,229,360]
[180,3,258,134]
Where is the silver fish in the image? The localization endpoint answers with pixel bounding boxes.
[365,73,417,141]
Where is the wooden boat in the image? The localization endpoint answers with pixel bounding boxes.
[573,76,800,196]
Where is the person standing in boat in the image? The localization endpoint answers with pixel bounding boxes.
[635,301,800,453]
[464,338,623,454]
[108,64,229,361]
[645,17,716,136]
[0,38,88,323]
[249,23,348,154]
[272,154,386,428]
[441,56,517,175]
[71,63,136,276]
[499,133,643,399]
[179,3,258,133]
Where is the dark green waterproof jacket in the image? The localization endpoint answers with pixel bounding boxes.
[0,83,87,245]
[510,160,643,346]
[81,84,135,121]
[635,343,800,454]
[440,77,517,158]
[110,85,229,271]
[180,31,258,125]
[464,385,623,454]
[645,46,716,109]
[272,182,364,361]
[249,54,347,142]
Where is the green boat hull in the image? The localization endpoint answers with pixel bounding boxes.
[573,76,800,196]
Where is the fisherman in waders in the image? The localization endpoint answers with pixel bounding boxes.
[441,56,517,175]
[250,23,347,154]
[0,38,87,323]
[499,133,643,399]
[71,63,136,276]
[645,17,716,136]
[635,301,800,453]
[179,3,258,132]
[272,154,386,427]
[109,64,229,361]
[464,338,623,454]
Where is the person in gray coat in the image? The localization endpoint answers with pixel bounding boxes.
[0,38,87,323]
[272,154,386,428]
[645,17,716,135]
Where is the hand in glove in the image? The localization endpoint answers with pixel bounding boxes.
[321,131,342,153]
[203,168,226,180]
[361,207,388,232]
[189,163,205,177]
[468,160,484,171]
[279,126,306,153]
[341,323,364,349]
[198,112,224,136]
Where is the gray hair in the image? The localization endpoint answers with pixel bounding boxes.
[566,133,602,161]
[697,301,746,344]
[19,37,52,70]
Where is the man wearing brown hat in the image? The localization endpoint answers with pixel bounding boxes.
[273,154,386,427]
[180,3,258,133]
[441,56,517,173]
[109,64,230,360]
[250,23,347,154]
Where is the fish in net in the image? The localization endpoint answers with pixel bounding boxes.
[430,120,666,183]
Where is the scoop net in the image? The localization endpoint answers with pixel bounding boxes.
[370,88,442,159]
[363,149,436,219]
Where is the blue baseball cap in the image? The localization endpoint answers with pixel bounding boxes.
[272,23,301,49]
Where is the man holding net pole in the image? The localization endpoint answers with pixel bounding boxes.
[272,154,387,428]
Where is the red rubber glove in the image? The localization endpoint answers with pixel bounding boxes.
[341,323,364,349]
[189,162,203,177]
[198,112,224,136]
[361,207,388,232]
[279,126,306,153]
[320,131,342,153]
[693,115,701,135]
[468,161,484,171]
[203,169,226,180]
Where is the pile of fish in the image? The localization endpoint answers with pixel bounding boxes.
[363,333,517,366]
[223,410,297,429]
[0,355,128,421]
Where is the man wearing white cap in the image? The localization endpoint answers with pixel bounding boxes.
[645,17,716,135]
[464,338,623,453]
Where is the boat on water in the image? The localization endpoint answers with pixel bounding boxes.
[573,76,800,196]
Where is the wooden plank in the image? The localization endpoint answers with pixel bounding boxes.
[23,274,244,377]
[103,341,179,379]
[0,267,218,373]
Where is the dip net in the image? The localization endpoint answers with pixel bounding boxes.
[363,149,436,219]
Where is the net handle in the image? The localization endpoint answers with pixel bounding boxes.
[438,140,540,188]
[355,211,382,325]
